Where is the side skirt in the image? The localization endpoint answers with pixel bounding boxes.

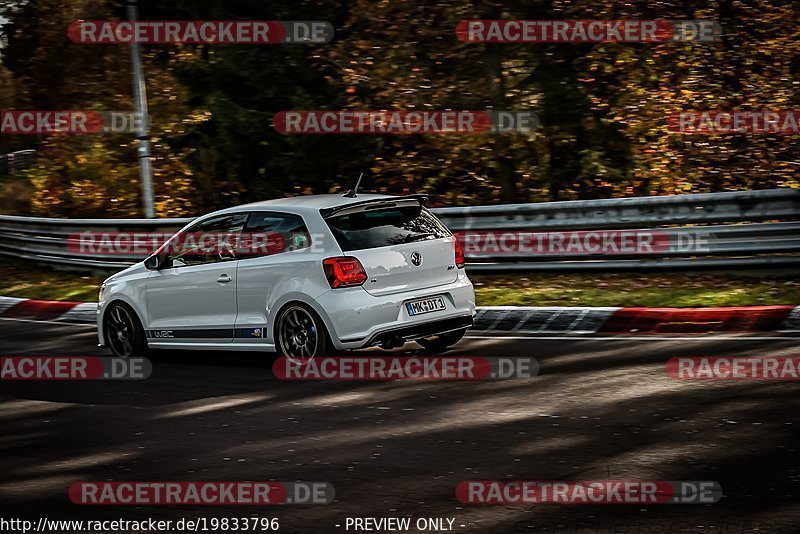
[148,342,276,352]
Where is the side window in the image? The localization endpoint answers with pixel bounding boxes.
[238,211,312,259]
[164,213,248,268]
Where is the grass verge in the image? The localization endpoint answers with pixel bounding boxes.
[0,259,106,302]
[470,273,800,307]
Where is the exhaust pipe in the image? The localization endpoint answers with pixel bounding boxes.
[381,336,405,350]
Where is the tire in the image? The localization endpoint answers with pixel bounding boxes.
[415,328,467,352]
[275,303,329,364]
[103,302,149,358]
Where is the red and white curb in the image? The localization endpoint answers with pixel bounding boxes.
[473,305,800,334]
[0,296,97,323]
[1,296,798,334]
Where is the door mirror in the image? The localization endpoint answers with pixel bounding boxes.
[144,255,161,270]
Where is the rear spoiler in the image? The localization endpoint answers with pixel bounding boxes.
[320,194,429,218]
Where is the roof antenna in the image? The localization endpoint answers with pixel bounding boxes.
[343,172,363,198]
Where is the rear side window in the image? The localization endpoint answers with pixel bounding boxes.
[239,211,312,258]
[325,205,451,252]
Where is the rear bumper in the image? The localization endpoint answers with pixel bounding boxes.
[314,270,476,349]
[364,314,473,347]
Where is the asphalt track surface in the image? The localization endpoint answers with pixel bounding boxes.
[1,318,799,533]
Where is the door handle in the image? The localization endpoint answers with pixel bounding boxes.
[217,274,232,283]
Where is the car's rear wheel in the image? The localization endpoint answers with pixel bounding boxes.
[415,328,467,352]
[276,303,329,365]
[104,302,148,358]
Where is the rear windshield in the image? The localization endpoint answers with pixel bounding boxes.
[325,204,451,251]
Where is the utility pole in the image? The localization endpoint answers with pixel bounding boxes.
[126,0,155,218]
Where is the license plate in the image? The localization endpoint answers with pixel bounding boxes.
[406,296,447,316]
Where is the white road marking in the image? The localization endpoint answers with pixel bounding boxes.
[0,317,96,327]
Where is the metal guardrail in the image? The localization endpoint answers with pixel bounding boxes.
[435,188,800,230]
[0,216,193,269]
[0,149,37,175]
[0,189,798,272]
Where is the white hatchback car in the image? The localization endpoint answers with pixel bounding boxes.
[98,193,476,361]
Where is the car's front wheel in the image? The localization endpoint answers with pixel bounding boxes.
[104,303,148,358]
[276,303,329,364]
[415,328,467,352]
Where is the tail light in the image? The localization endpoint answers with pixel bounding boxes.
[454,237,466,269]
[323,257,367,288]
